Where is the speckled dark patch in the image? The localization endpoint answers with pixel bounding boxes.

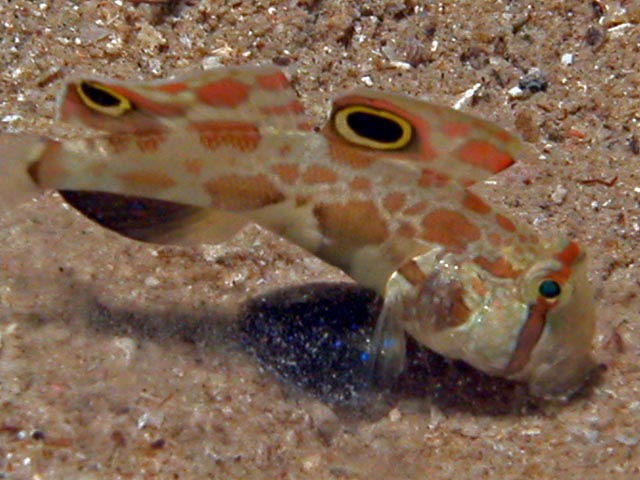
[240,282,381,404]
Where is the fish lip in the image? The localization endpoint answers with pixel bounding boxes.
[503,298,549,375]
[509,307,597,398]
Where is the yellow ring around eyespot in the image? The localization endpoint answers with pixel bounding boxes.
[334,105,413,150]
[75,82,133,117]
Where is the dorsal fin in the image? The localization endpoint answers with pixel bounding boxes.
[323,89,523,187]
[22,65,310,248]
[59,65,308,134]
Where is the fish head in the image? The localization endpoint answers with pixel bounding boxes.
[395,238,596,398]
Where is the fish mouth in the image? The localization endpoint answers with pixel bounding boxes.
[506,299,597,399]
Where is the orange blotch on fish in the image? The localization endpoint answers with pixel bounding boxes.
[106,133,137,154]
[256,71,290,91]
[470,276,489,296]
[189,121,261,152]
[105,134,130,154]
[403,200,428,216]
[419,274,470,330]
[441,122,471,137]
[419,169,449,188]
[494,129,513,144]
[495,213,516,233]
[553,241,581,282]
[456,139,514,173]
[383,192,406,213]
[134,133,166,153]
[183,159,203,176]
[327,141,375,169]
[462,191,491,214]
[302,165,339,185]
[196,78,250,108]
[556,240,581,268]
[153,82,188,94]
[260,100,305,116]
[349,177,372,191]
[473,255,520,278]
[421,209,481,253]
[271,164,299,184]
[204,174,285,211]
[314,200,389,247]
[117,171,177,192]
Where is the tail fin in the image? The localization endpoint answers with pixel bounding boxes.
[0,134,46,211]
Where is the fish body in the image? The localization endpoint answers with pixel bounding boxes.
[1,66,596,398]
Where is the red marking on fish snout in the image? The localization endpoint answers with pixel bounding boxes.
[302,165,339,185]
[271,164,299,184]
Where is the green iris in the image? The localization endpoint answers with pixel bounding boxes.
[538,279,561,299]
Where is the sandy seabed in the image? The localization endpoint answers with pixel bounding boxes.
[1,1,639,478]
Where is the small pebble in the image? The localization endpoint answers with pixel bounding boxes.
[518,68,548,93]
[561,53,574,66]
[551,185,568,205]
[388,408,402,422]
[202,56,222,69]
[360,75,374,87]
[508,86,524,98]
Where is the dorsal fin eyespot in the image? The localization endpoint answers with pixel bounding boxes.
[327,89,522,186]
[75,81,133,117]
[332,105,414,151]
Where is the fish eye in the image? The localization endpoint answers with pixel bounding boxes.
[76,81,133,116]
[538,279,561,299]
[333,105,413,150]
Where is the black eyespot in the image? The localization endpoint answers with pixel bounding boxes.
[333,105,413,150]
[79,82,123,107]
[346,111,404,144]
[538,279,561,299]
[75,82,133,116]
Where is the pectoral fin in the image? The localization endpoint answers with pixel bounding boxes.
[369,290,407,387]
[60,191,247,246]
